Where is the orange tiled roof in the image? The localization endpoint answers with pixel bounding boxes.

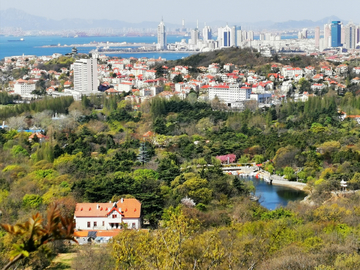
[74,198,141,218]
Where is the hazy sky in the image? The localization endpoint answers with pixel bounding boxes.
[2,0,359,24]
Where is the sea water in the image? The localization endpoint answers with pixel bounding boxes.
[0,35,192,60]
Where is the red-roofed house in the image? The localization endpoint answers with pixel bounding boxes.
[74,198,141,230]
[353,67,360,75]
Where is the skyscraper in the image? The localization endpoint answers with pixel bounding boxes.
[231,26,237,47]
[218,25,232,47]
[345,23,356,49]
[181,19,186,32]
[248,31,254,41]
[302,28,308,39]
[157,19,166,50]
[203,25,212,42]
[324,24,331,48]
[74,59,98,92]
[191,28,199,45]
[341,24,346,44]
[315,27,320,48]
[331,21,342,47]
[236,27,243,45]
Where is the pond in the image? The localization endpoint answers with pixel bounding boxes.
[247,176,307,210]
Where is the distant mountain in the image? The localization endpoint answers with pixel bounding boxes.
[0,8,180,31]
[0,8,355,32]
[270,16,348,30]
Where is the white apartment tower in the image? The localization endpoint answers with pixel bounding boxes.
[231,26,237,47]
[324,24,331,48]
[248,31,254,41]
[236,27,243,45]
[157,19,166,50]
[218,25,232,48]
[191,28,199,45]
[315,27,320,48]
[345,23,356,50]
[73,59,98,92]
[203,25,212,42]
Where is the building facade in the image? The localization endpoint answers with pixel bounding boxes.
[324,24,331,48]
[315,27,320,48]
[157,19,166,50]
[218,25,232,48]
[344,23,357,49]
[74,198,142,230]
[203,25,212,42]
[208,84,251,104]
[73,59,98,92]
[14,79,36,95]
[331,21,342,47]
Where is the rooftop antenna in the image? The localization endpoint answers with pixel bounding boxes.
[197,19,199,29]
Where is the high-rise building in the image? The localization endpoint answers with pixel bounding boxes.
[218,25,232,47]
[236,27,243,45]
[302,28,308,39]
[191,28,199,45]
[259,33,265,40]
[248,31,254,41]
[157,19,166,50]
[231,26,237,46]
[298,31,303,39]
[331,21,342,47]
[315,27,320,48]
[341,23,346,44]
[324,24,331,48]
[344,23,356,49]
[181,19,186,32]
[242,31,248,41]
[74,59,98,92]
[203,25,212,42]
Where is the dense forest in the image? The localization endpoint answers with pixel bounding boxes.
[171,47,321,69]
[2,87,360,269]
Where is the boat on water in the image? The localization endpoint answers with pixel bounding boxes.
[8,38,24,42]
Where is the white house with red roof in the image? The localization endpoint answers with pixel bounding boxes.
[208,63,220,74]
[304,66,316,75]
[117,82,133,92]
[14,79,36,96]
[335,64,348,74]
[353,67,360,75]
[311,83,326,91]
[74,198,141,230]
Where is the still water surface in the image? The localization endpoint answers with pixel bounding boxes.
[247,176,306,210]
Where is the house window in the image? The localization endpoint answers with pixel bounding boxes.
[87,222,90,228]
[102,221,105,226]
[112,214,117,219]
[132,223,136,229]
[94,222,97,227]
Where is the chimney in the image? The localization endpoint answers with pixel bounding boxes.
[97,204,100,209]
[121,198,124,203]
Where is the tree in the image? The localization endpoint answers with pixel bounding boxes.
[0,204,76,270]
[173,74,184,83]
[137,142,149,165]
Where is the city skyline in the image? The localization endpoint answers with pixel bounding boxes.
[1,0,359,25]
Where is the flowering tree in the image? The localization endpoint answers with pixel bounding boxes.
[216,154,236,164]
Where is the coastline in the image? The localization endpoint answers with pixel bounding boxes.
[270,179,307,191]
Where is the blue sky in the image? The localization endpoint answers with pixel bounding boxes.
[2,0,359,24]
